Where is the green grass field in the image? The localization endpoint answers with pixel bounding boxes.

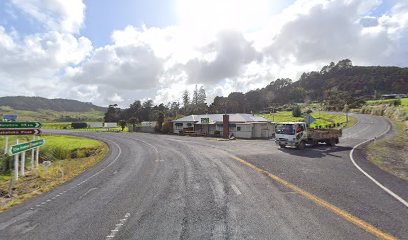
[259,111,354,128]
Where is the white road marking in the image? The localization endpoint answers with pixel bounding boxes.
[231,184,242,195]
[79,188,98,199]
[28,137,123,210]
[105,212,131,239]
[349,119,408,208]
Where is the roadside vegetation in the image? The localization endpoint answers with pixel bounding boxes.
[361,98,408,120]
[259,111,355,129]
[366,121,408,180]
[0,135,107,211]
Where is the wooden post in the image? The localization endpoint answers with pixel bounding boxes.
[31,136,35,169]
[4,136,8,154]
[21,150,26,176]
[35,145,39,168]
[14,139,19,181]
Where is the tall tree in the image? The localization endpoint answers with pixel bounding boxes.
[192,85,199,106]
[182,90,190,114]
[104,104,120,122]
[198,86,206,105]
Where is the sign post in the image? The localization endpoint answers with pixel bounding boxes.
[31,136,35,170]
[9,139,45,155]
[4,136,8,154]
[14,139,19,181]
[21,151,25,177]
[304,114,316,126]
[3,121,44,177]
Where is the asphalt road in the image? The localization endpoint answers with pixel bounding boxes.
[0,113,407,239]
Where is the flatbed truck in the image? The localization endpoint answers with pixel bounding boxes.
[275,122,342,149]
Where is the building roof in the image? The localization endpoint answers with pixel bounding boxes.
[173,114,270,123]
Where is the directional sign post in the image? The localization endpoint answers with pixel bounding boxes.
[9,139,45,156]
[0,129,41,136]
[0,122,42,129]
[304,114,316,126]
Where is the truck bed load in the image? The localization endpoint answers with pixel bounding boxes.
[307,128,342,140]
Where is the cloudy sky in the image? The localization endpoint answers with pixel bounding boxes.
[0,0,407,107]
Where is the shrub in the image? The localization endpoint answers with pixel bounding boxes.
[71,122,87,129]
[394,99,401,106]
[161,120,173,134]
[292,105,302,117]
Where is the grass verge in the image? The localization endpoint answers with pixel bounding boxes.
[258,111,357,128]
[366,121,408,180]
[0,135,107,212]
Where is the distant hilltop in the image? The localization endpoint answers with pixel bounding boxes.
[0,96,106,112]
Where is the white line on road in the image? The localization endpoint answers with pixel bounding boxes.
[349,119,408,208]
[231,184,242,195]
[79,187,98,199]
[105,212,131,239]
[28,137,123,211]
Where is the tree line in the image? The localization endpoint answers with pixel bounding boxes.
[104,59,408,127]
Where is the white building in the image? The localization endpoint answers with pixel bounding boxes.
[87,122,104,128]
[172,114,274,139]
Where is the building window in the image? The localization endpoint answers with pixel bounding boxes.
[175,123,183,130]
[237,127,241,131]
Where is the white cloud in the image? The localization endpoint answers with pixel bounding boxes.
[10,0,85,33]
[1,0,408,107]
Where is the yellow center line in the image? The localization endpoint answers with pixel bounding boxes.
[230,155,397,240]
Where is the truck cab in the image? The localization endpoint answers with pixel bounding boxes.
[275,122,307,149]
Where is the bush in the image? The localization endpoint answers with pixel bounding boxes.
[394,99,401,106]
[161,120,173,134]
[71,122,87,129]
[292,105,302,117]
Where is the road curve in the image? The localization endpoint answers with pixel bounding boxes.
[0,113,406,240]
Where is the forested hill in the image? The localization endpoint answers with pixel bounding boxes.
[0,96,105,112]
[293,59,408,101]
[209,59,408,113]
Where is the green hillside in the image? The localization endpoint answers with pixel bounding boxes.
[0,96,105,112]
[0,106,104,122]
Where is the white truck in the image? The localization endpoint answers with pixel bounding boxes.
[275,122,342,149]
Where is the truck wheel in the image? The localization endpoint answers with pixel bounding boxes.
[279,144,286,148]
[327,138,336,146]
[297,141,306,150]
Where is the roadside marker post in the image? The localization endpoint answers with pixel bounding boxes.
[4,136,8,154]
[21,150,25,177]
[13,139,19,181]
[31,136,35,169]
[35,143,40,168]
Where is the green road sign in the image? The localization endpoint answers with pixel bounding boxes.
[0,122,42,129]
[9,139,45,155]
